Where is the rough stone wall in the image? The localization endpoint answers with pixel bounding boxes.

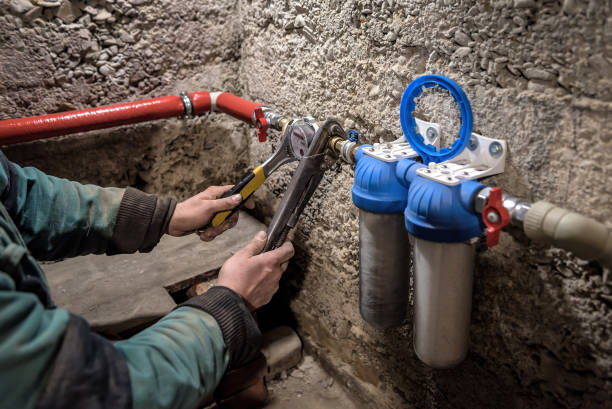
[0,0,250,197]
[1,0,611,408]
[238,1,611,408]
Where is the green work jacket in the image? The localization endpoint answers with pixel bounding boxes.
[0,152,259,409]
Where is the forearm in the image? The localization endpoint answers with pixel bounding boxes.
[2,272,261,409]
[0,152,176,259]
[1,158,124,259]
[115,286,261,409]
[115,309,227,409]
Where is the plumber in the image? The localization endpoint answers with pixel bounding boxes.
[0,151,294,409]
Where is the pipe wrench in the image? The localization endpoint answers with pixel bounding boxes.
[264,119,345,251]
[204,118,319,230]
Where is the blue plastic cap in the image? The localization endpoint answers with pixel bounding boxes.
[399,75,473,164]
[352,146,409,214]
[395,158,426,188]
[404,174,485,242]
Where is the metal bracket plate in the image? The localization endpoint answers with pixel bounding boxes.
[363,118,441,163]
[416,133,507,186]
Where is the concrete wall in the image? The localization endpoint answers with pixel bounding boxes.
[0,0,250,195]
[1,0,611,408]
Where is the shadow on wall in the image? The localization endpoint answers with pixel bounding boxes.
[374,239,611,409]
[274,222,611,409]
[2,117,250,199]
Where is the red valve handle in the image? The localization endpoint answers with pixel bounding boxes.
[254,108,268,142]
[482,187,510,247]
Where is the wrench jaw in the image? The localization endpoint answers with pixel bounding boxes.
[264,119,345,252]
[260,117,320,177]
[260,135,297,178]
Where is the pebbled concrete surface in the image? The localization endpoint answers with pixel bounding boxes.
[0,0,250,197]
[241,1,612,408]
[1,0,611,408]
[267,355,359,409]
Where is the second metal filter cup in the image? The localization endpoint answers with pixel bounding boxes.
[412,237,475,368]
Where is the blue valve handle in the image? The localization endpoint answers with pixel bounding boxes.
[399,75,473,164]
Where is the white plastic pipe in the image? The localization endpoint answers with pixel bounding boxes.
[524,201,612,269]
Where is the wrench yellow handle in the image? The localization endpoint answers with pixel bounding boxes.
[210,166,266,228]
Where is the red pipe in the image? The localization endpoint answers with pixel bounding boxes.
[215,92,260,124]
[0,92,265,146]
[189,92,212,115]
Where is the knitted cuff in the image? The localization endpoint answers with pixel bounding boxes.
[108,187,177,254]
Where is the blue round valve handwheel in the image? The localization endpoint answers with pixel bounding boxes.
[399,75,473,164]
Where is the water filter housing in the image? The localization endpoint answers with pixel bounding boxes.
[352,146,412,328]
[398,165,485,367]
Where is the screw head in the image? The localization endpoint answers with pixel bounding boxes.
[486,211,501,224]
[468,135,478,151]
[489,141,503,158]
[426,127,438,142]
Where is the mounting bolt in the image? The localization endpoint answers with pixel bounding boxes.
[486,211,501,224]
[468,135,478,151]
[489,141,503,158]
[426,127,438,142]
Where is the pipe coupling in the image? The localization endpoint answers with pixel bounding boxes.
[179,92,194,118]
[328,137,359,164]
[474,187,531,227]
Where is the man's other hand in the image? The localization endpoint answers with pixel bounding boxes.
[167,185,255,240]
[217,231,294,309]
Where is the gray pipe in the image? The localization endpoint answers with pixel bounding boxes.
[412,237,475,368]
[524,201,612,269]
[359,210,411,329]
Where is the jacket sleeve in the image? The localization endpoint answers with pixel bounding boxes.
[1,266,261,409]
[0,152,176,260]
[115,286,262,409]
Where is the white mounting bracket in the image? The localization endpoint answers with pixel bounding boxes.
[363,118,441,162]
[416,132,507,186]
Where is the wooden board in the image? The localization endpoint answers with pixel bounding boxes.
[43,211,265,332]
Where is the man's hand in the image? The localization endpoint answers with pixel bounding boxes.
[217,231,295,309]
[167,185,254,241]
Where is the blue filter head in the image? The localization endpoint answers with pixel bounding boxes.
[352,146,410,214]
[399,75,472,164]
[404,173,486,243]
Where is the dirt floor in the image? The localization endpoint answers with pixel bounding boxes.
[267,355,359,409]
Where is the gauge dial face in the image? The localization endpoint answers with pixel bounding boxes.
[289,120,316,159]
